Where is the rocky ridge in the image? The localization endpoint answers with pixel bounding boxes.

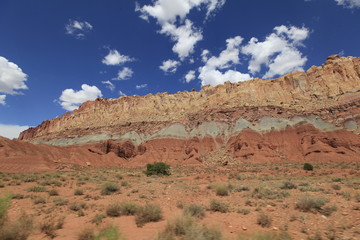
[1,55,360,172]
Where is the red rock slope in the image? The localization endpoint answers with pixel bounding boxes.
[1,55,360,172]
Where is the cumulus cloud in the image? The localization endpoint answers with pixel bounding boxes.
[242,25,309,79]
[136,84,148,89]
[159,59,180,73]
[160,20,203,59]
[59,84,102,111]
[335,0,360,8]
[137,0,226,59]
[0,124,30,139]
[102,80,115,91]
[184,70,196,83]
[65,19,93,39]
[113,67,134,80]
[102,50,135,66]
[0,56,28,96]
[0,95,5,105]
[199,36,252,86]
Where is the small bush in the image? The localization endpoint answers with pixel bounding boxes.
[48,189,59,196]
[74,189,84,196]
[355,192,360,202]
[69,202,87,212]
[331,184,341,190]
[91,214,105,225]
[33,196,46,204]
[106,203,122,217]
[144,162,171,176]
[40,217,64,239]
[238,232,292,240]
[215,186,229,196]
[237,208,251,215]
[257,212,272,227]
[296,195,329,212]
[303,163,314,171]
[135,204,163,227]
[97,225,123,240]
[78,228,95,240]
[183,204,205,219]
[53,198,68,206]
[319,205,337,216]
[156,216,225,240]
[0,195,11,225]
[279,181,297,189]
[250,187,290,200]
[27,185,47,192]
[0,213,34,240]
[209,199,229,213]
[119,202,140,216]
[101,183,120,195]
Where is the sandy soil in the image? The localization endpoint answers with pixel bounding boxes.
[0,163,359,240]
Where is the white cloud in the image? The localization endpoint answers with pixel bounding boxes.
[0,95,5,105]
[119,90,127,97]
[242,25,309,79]
[136,84,148,89]
[59,84,102,111]
[0,56,28,96]
[159,59,180,73]
[335,0,360,8]
[184,70,196,83]
[102,50,134,66]
[137,0,226,60]
[0,124,30,139]
[199,36,252,86]
[160,20,203,59]
[65,19,93,39]
[113,67,134,80]
[102,80,115,91]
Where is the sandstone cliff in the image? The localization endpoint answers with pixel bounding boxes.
[1,55,359,171]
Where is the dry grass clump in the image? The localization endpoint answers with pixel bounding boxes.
[257,212,272,228]
[295,194,329,212]
[209,199,229,213]
[183,204,206,219]
[135,204,163,227]
[156,216,225,240]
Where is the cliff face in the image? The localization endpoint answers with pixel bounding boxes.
[3,55,359,171]
[19,55,360,143]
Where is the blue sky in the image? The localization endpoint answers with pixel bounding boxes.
[0,0,360,138]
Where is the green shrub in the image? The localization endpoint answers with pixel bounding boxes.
[78,228,95,240]
[279,182,297,189]
[106,203,122,217]
[0,195,11,225]
[257,212,272,227]
[48,189,59,196]
[303,163,313,171]
[331,184,341,190]
[101,183,120,195]
[96,225,123,240]
[74,189,84,196]
[26,185,47,192]
[91,214,105,225]
[53,198,69,206]
[39,217,65,239]
[69,202,87,212]
[250,187,290,200]
[215,186,229,196]
[135,204,163,227]
[209,199,229,213]
[33,196,46,204]
[119,202,140,216]
[183,204,205,219]
[156,216,225,240]
[0,213,34,240]
[237,208,251,215]
[144,162,171,176]
[296,195,329,212]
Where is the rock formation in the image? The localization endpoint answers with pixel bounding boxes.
[1,55,360,171]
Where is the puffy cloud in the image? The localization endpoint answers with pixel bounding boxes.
[137,0,225,24]
[160,20,203,59]
[102,80,115,91]
[184,70,196,83]
[137,0,225,60]
[59,84,102,111]
[159,59,180,73]
[335,0,360,8]
[113,67,134,80]
[102,50,134,66]
[65,19,93,39]
[199,36,252,86]
[242,25,309,79]
[0,95,5,105]
[0,124,30,139]
[136,84,148,89]
[0,56,28,95]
